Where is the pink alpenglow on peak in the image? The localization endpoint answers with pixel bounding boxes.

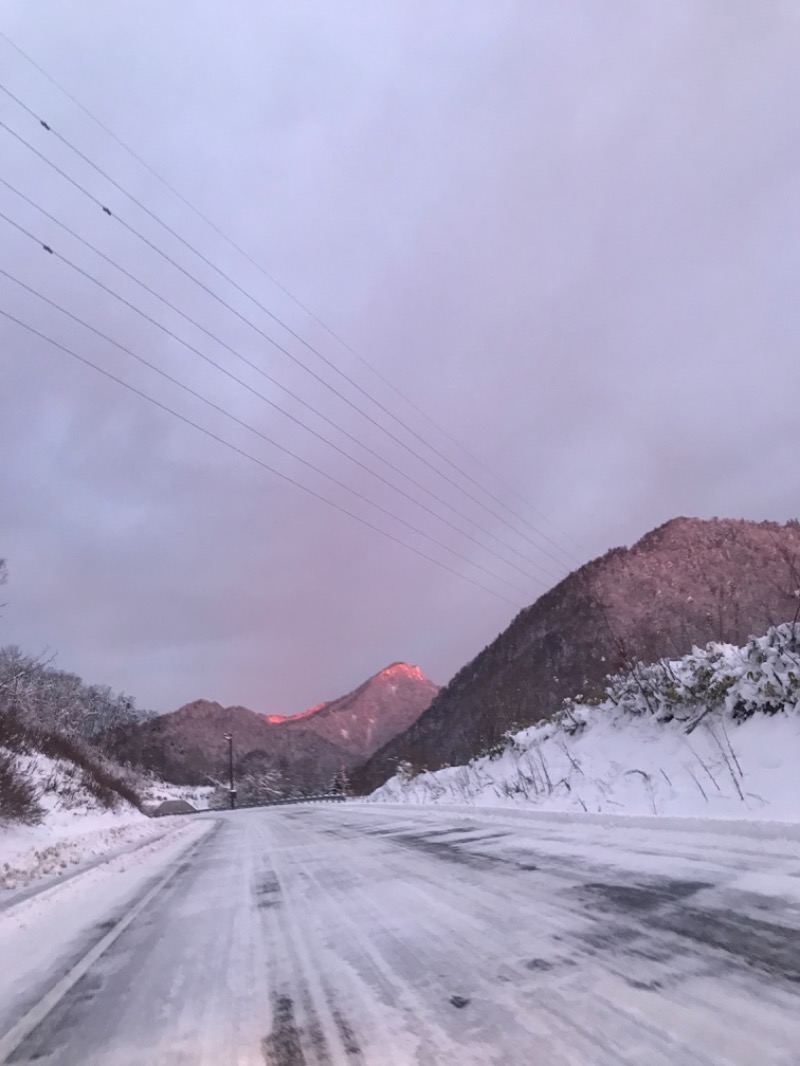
[112,661,438,793]
[265,702,330,725]
[379,663,427,680]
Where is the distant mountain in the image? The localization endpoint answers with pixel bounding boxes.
[353,517,800,793]
[115,662,438,791]
[289,663,438,760]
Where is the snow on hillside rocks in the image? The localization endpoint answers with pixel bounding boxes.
[370,624,800,822]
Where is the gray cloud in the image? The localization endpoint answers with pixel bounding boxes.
[2,1,799,714]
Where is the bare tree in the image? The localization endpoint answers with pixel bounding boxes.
[0,645,147,748]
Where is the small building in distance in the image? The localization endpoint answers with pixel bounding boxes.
[151,799,197,817]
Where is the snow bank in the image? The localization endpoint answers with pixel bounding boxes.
[0,750,201,892]
[0,810,180,893]
[370,624,800,822]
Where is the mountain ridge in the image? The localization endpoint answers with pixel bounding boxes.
[353,517,800,792]
[114,661,438,791]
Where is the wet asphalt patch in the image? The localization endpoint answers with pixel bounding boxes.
[255,875,282,910]
[332,1010,361,1057]
[261,991,361,1065]
[525,958,555,972]
[318,819,800,992]
[387,832,501,871]
[654,905,800,984]
[262,995,305,1066]
[573,877,800,987]
[577,879,712,912]
[626,977,663,992]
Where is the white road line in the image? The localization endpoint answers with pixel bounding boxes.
[0,854,186,1063]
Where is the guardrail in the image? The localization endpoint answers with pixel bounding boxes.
[149,793,349,817]
[237,793,348,809]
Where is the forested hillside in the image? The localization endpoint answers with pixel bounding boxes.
[355,518,800,791]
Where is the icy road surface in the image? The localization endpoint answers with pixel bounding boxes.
[1,805,800,1065]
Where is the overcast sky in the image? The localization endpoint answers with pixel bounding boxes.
[2,1,799,715]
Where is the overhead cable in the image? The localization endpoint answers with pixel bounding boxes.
[0,25,565,551]
[0,301,527,609]
[0,202,560,585]
[0,260,542,596]
[0,83,578,571]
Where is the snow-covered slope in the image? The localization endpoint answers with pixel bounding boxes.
[370,624,800,822]
[0,748,212,893]
[1,722,144,822]
[0,740,154,891]
[0,695,205,897]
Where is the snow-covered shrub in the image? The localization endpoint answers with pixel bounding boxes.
[478,732,524,761]
[395,760,423,782]
[370,624,800,819]
[0,705,144,823]
[0,749,43,824]
[603,623,800,727]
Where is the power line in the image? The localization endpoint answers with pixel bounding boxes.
[0,177,566,583]
[0,80,579,571]
[0,200,560,585]
[0,111,565,575]
[0,302,527,609]
[0,30,585,559]
[0,175,562,581]
[0,259,543,597]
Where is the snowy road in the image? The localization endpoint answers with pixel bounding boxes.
[2,804,800,1064]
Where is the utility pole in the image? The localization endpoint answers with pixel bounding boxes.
[223,731,236,809]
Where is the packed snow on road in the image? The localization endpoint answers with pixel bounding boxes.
[1,803,799,1064]
[2,629,799,1063]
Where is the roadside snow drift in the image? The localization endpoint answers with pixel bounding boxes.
[0,717,173,893]
[0,812,174,893]
[370,623,800,821]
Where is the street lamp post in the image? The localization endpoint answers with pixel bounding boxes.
[223,732,236,809]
